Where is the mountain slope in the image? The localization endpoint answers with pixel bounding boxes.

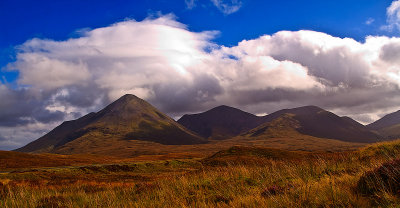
[252,106,381,143]
[178,105,380,143]
[377,124,400,139]
[367,110,400,139]
[16,94,206,153]
[178,105,263,140]
[15,112,98,153]
[368,110,400,130]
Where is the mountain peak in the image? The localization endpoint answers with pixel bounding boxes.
[289,105,324,112]
[98,94,153,118]
[257,105,380,143]
[110,94,144,106]
[207,105,243,113]
[212,105,231,110]
[118,94,140,101]
[178,105,263,139]
[16,94,206,153]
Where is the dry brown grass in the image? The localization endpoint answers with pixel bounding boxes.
[46,131,366,158]
[1,140,400,207]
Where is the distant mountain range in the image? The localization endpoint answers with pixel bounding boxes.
[15,94,400,155]
[179,105,380,143]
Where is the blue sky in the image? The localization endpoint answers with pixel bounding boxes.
[2,0,400,150]
[0,0,396,83]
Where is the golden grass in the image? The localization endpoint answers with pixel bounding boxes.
[1,140,400,207]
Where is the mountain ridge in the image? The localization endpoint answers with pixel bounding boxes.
[180,105,381,143]
[259,106,381,143]
[15,95,397,156]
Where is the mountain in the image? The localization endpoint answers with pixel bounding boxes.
[250,106,381,143]
[179,105,380,143]
[16,94,206,153]
[15,99,382,156]
[235,113,364,152]
[368,110,400,130]
[367,110,400,139]
[178,105,264,140]
[376,124,400,139]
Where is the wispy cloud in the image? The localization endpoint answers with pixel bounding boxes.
[185,0,196,9]
[210,0,242,15]
[184,0,242,15]
[382,0,400,31]
[365,18,375,25]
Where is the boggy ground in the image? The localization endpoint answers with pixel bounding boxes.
[1,140,400,207]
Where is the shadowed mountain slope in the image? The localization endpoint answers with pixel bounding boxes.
[179,105,380,143]
[367,110,400,139]
[16,94,206,153]
[253,106,381,143]
[178,105,264,140]
[368,110,400,130]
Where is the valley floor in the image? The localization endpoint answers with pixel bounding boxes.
[48,132,365,157]
[1,140,400,207]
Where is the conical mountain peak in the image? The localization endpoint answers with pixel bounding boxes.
[102,94,149,111]
[95,94,161,122]
[16,94,206,154]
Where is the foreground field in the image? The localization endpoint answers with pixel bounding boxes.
[1,141,400,207]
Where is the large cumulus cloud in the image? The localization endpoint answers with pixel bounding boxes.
[2,15,400,150]
[222,31,400,113]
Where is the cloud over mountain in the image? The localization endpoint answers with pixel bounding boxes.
[2,15,400,149]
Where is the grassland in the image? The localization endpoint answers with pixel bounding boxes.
[48,131,364,158]
[2,140,400,207]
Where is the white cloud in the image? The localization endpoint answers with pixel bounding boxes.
[185,0,196,9]
[210,0,242,15]
[184,0,242,15]
[0,122,58,150]
[10,53,91,90]
[382,0,400,31]
[3,15,400,149]
[365,18,375,25]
